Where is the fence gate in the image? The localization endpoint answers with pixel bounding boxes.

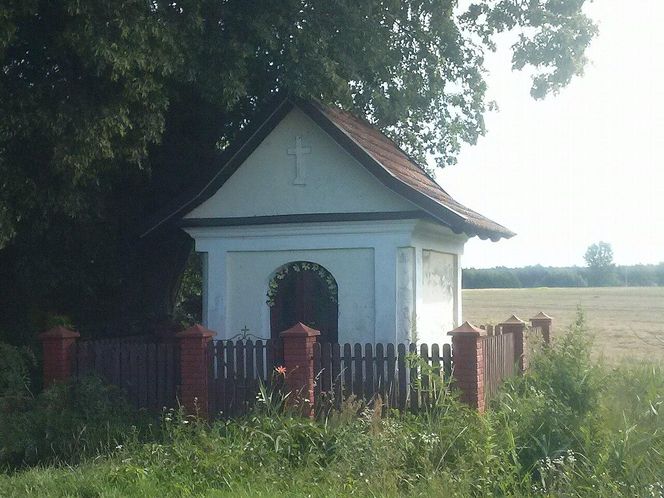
[207,339,283,418]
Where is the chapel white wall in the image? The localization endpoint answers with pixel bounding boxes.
[188,221,466,346]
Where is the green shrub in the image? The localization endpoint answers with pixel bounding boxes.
[0,343,35,404]
[491,310,603,479]
[0,375,150,469]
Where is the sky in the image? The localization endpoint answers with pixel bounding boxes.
[437,0,664,269]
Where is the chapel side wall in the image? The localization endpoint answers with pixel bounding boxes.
[411,223,467,345]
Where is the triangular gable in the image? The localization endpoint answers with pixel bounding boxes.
[182,107,420,221]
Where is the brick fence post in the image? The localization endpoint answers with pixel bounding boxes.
[448,321,487,412]
[500,315,527,372]
[530,312,553,346]
[280,322,320,417]
[39,326,80,388]
[176,324,214,418]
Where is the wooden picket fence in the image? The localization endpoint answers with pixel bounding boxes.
[73,337,179,411]
[313,342,453,413]
[207,339,283,418]
[69,325,534,418]
[204,339,454,418]
[481,327,517,402]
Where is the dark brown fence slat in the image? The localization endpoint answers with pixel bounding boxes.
[343,343,353,399]
[225,341,236,417]
[386,343,396,408]
[112,344,122,388]
[137,342,148,410]
[420,343,430,408]
[332,343,342,410]
[375,343,385,400]
[353,343,363,400]
[397,343,407,411]
[255,340,265,383]
[409,343,418,412]
[166,342,177,408]
[246,340,255,409]
[235,340,246,413]
[156,342,166,410]
[120,344,131,403]
[147,343,157,410]
[313,342,322,404]
[265,339,275,377]
[214,342,225,417]
[129,344,139,407]
[323,342,333,394]
[442,343,452,379]
[364,343,373,401]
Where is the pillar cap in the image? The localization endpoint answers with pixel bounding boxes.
[176,324,215,339]
[447,321,486,337]
[280,322,321,338]
[530,311,553,321]
[500,314,526,326]
[39,326,80,340]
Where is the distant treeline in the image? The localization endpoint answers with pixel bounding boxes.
[462,264,664,289]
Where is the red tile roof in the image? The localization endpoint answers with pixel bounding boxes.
[310,101,514,240]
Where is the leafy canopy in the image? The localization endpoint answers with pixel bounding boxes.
[584,242,614,269]
[0,0,597,249]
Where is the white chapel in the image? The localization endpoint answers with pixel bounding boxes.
[145,97,513,345]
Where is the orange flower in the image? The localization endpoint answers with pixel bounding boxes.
[275,365,287,376]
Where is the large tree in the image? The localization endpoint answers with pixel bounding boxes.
[584,241,618,287]
[0,0,596,340]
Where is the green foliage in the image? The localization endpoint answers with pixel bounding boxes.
[491,310,602,475]
[585,241,620,286]
[173,251,202,326]
[584,241,615,269]
[0,343,35,403]
[463,266,524,288]
[464,263,664,289]
[0,347,151,469]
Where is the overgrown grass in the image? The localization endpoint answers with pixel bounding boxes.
[1,312,664,496]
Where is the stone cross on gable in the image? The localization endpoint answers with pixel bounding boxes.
[287,136,311,185]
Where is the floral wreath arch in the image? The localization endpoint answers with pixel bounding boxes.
[266,261,338,307]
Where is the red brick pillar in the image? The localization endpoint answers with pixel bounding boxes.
[448,321,487,412]
[500,315,527,372]
[176,324,214,418]
[530,312,553,346]
[39,326,80,388]
[280,322,320,417]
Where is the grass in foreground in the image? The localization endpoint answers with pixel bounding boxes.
[1,312,664,496]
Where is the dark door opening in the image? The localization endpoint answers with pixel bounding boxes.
[269,262,338,342]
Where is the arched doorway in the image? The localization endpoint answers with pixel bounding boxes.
[267,262,338,342]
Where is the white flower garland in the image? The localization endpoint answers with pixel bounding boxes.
[266,262,338,307]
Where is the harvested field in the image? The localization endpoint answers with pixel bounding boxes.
[462,287,664,360]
